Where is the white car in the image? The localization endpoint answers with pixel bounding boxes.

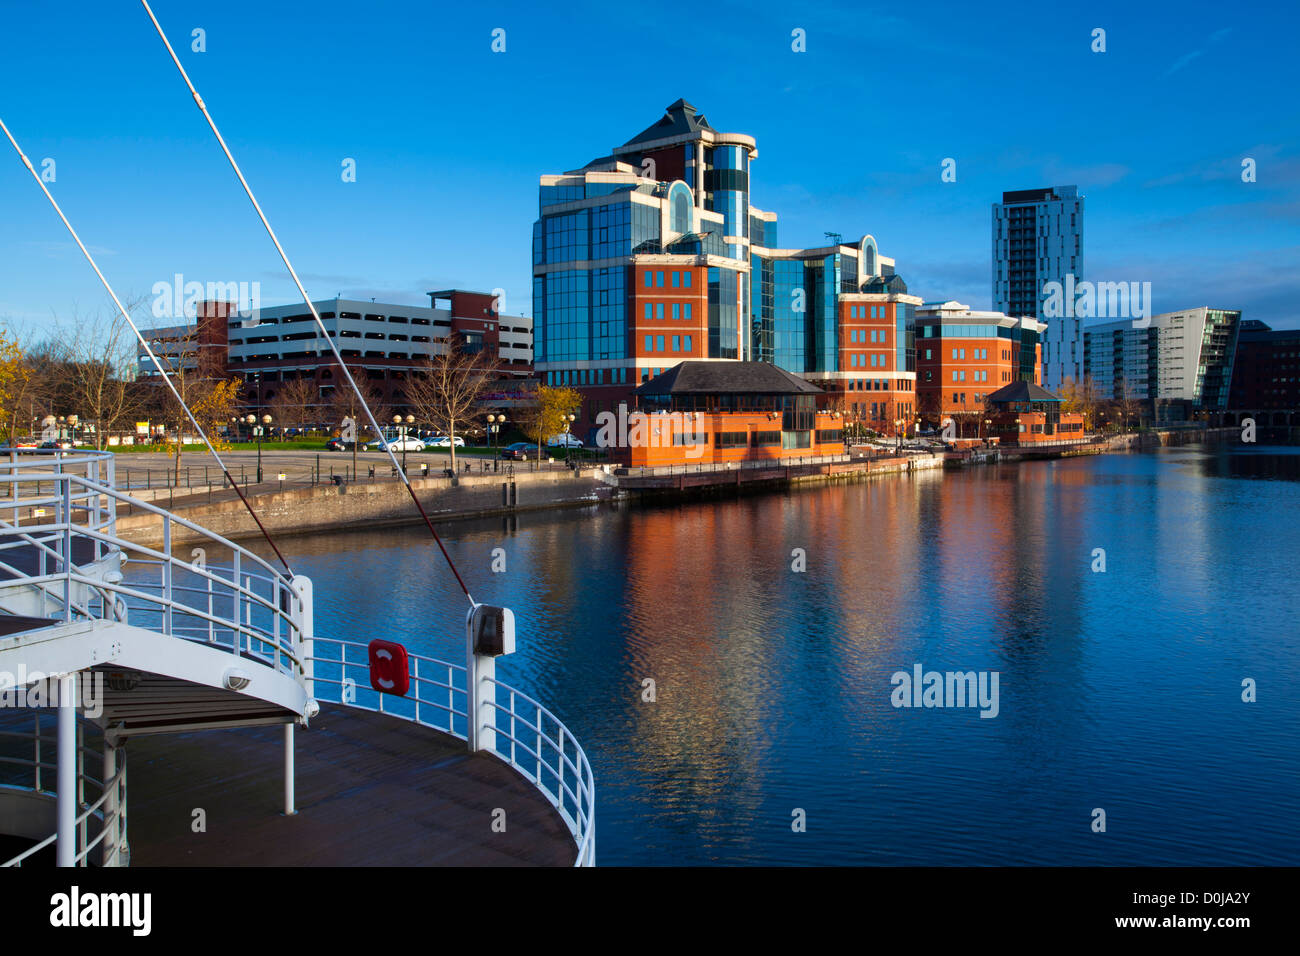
[366,435,425,452]
[424,435,466,448]
[546,433,583,448]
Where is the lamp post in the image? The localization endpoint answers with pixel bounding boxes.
[894,418,903,455]
[564,413,576,459]
[246,413,271,483]
[393,413,415,472]
[983,418,992,443]
[487,413,507,450]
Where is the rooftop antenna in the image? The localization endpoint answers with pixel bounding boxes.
[0,115,294,575]
[141,0,474,604]
[824,232,842,246]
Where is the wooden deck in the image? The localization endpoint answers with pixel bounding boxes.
[124,704,576,866]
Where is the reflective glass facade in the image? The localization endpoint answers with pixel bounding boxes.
[708,266,739,360]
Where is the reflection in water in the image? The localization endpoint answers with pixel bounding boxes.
[260,444,1300,865]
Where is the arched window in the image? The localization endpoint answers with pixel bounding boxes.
[859,235,878,277]
[669,181,692,235]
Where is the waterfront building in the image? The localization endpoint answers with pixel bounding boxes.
[139,291,533,417]
[533,99,917,439]
[1083,307,1241,419]
[913,301,1044,424]
[612,360,845,468]
[986,380,1086,445]
[1227,319,1300,412]
[992,186,1084,390]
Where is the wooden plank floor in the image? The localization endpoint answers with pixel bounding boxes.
[124,704,576,866]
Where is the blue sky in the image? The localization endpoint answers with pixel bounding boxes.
[2,0,1297,336]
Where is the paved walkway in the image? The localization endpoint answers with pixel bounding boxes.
[124,704,576,866]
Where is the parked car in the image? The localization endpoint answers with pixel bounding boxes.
[366,435,425,452]
[546,433,583,448]
[500,442,537,461]
[424,435,466,449]
[39,439,76,450]
[325,437,357,451]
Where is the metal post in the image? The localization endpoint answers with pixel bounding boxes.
[102,733,118,866]
[466,611,496,754]
[56,673,77,867]
[283,723,296,816]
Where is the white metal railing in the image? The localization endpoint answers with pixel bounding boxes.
[0,449,304,868]
[0,449,306,684]
[309,638,595,866]
[0,714,127,867]
[0,449,595,867]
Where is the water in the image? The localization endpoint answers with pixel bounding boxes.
[259,444,1300,865]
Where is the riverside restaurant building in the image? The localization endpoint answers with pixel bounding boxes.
[985,380,1086,446]
[608,360,845,467]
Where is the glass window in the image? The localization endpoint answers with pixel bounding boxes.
[685,303,692,320]
[685,335,692,351]
[672,272,680,288]
[672,303,680,319]
[684,272,692,288]
[644,335,652,352]
[644,270,651,288]
[672,335,680,352]
[656,271,664,287]
[644,303,652,320]
[656,335,664,351]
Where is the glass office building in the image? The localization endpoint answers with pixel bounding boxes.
[533,100,918,436]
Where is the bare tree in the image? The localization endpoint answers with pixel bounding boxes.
[63,307,143,449]
[403,345,498,473]
[269,376,318,436]
[327,366,387,476]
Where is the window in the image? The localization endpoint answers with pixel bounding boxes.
[644,335,652,352]
[656,303,664,320]
[685,335,692,351]
[684,272,691,288]
[655,271,664,287]
[925,349,932,360]
[644,303,652,320]
[656,335,665,351]
[672,303,680,319]
[672,272,680,288]
[685,304,692,320]
[672,335,680,352]
[644,271,652,288]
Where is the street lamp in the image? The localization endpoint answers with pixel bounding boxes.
[487,413,507,450]
[983,418,992,442]
[894,418,904,454]
[393,413,415,472]
[246,413,271,483]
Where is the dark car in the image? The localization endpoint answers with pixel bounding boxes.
[325,437,357,451]
[39,439,76,450]
[500,442,536,461]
